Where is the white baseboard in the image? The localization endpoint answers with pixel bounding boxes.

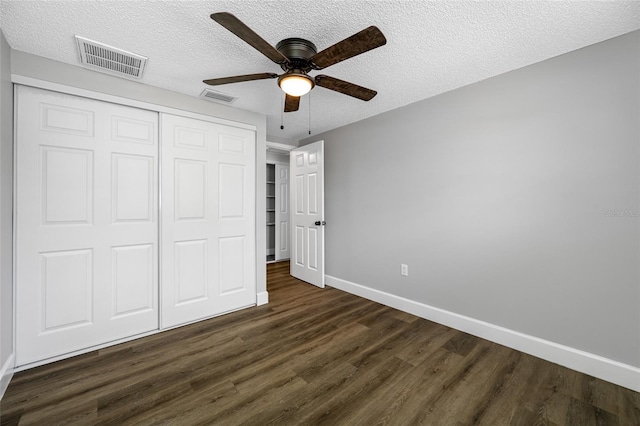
[0,353,14,400]
[325,275,640,393]
[257,291,269,306]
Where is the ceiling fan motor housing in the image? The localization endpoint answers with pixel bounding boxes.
[276,38,317,72]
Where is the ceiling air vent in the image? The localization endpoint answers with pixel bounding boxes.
[200,88,237,104]
[75,35,147,80]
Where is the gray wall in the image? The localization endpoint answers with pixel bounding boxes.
[301,31,640,367]
[0,30,14,387]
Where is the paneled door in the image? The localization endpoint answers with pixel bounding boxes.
[290,141,325,287]
[161,114,256,328]
[275,164,290,261]
[16,86,159,366]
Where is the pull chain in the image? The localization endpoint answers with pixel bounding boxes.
[308,92,311,135]
[280,91,284,130]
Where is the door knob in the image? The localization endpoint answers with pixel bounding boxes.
[314,221,326,226]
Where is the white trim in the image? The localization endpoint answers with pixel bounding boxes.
[158,113,165,330]
[256,291,269,306]
[6,85,18,400]
[266,141,295,152]
[255,131,266,320]
[266,157,289,166]
[11,75,257,132]
[0,353,14,400]
[325,274,640,393]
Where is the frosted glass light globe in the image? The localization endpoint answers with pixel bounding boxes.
[279,74,314,97]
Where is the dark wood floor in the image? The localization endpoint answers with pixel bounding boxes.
[2,261,639,425]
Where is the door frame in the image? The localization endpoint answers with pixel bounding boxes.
[274,163,290,261]
[266,143,293,263]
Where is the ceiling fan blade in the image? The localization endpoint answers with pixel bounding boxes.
[284,94,300,112]
[203,72,278,86]
[310,26,386,70]
[314,75,377,101]
[211,12,289,65]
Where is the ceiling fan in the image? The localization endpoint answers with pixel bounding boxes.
[204,12,387,112]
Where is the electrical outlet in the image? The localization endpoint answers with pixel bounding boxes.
[401,264,408,276]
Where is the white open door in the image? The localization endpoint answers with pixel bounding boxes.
[290,141,325,287]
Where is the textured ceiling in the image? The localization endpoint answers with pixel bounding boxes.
[2,1,640,143]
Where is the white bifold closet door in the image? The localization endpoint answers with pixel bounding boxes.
[161,114,256,328]
[16,86,159,365]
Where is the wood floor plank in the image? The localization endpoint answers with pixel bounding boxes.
[296,355,415,425]
[358,346,466,425]
[473,352,567,425]
[395,320,458,366]
[2,260,639,425]
[566,396,619,425]
[263,361,359,425]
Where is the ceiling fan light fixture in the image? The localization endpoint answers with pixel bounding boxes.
[207,13,386,112]
[278,73,314,97]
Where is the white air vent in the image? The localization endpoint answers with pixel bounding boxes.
[75,36,147,80]
[200,88,237,104]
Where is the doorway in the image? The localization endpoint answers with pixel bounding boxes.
[266,146,291,263]
[266,163,276,262]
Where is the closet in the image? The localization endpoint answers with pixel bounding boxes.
[265,149,290,263]
[15,85,256,366]
[266,164,276,262]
